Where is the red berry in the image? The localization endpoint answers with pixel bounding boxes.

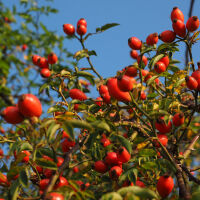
[191,70,200,80]
[136,180,145,188]
[0,174,10,186]
[109,166,123,180]
[37,57,49,68]
[21,150,31,163]
[171,7,184,22]
[95,97,103,107]
[159,30,176,43]
[44,169,53,178]
[48,53,58,64]
[69,88,87,101]
[172,113,185,127]
[124,66,138,77]
[18,94,42,117]
[186,16,199,32]
[22,44,27,51]
[185,76,198,90]
[102,93,111,104]
[154,61,166,73]
[62,130,69,139]
[117,147,130,163]
[54,176,68,189]
[157,175,174,198]
[144,73,152,83]
[94,160,108,173]
[36,165,43,174]
[140,91,146,100]
[128,37,142,50]
[141,69,149,77]
[100,137,111,147]
[159,55,170,67]
[155,117,172,134]
[130,50,138,59]
[61,138,76,153]
[1,106,24,124]
[154,134,168,147]
[137,55,148,66]
[107,78,131,102]
[39,179,50,190]
[77,18,87,27]
[99,85,109,95]
[32,55,40,65]
[172,19,186,38]
[48,193,64,200]
[40,68,51,78]
[117,75,135,92]
[105,152,119,166]
[146,33,159,45]
[76,25,87,35]
[63,24,75,35]
[73,166,79,173]
[57,157,64,167]
[0,149,3,157]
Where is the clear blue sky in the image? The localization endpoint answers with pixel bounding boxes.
[37,0,200,79]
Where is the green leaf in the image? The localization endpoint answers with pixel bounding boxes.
[47,105,66,114]
[74,49,89,61]
[35,158,57,170]
[146,75,159,85]
[147,93,159,99]
[65,119,92,130]
[141,161,157,170]
[138,149,157,157]
[168,64,180,72]
[17,142,33,152]
[100,192,122,200]
[149,54,164,68]
[91,120,110,132]
[96,23,120,32]
[19,168,29,187]
[46,123,60,142]
[76,71,95,86]
[7,166,21,181]
[88,50,97,56]
[9,179,20,200]
[62,122,74,140]
[118,186,158,199]
[113,135,132,154]
[60,69,71,76]
[39,83,49,94]
[119,167,138,184]
[174,78,185,87]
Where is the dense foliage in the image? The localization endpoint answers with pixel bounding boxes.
[0,1,200,200]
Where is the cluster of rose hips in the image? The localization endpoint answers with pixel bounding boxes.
[1,94,42,125]
[63,18,87,36]
[32,53,58,78]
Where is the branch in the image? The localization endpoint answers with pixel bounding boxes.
[182,165,200,185]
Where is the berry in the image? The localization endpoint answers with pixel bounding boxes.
[54,176,68,189]
[32,55,40,65]
[124,65,138,77]
[154,61,166,73]
[21,150,31,163]
[105,152,119,166]
[117,75,135,92]
[63,24,75,35]
[159,30,176,43]
[40,68,51,78]
[155,117,172,134]
[73,166,79,173]
[39,179,50,190]
[172,113,185,127]
[128,37,142,50]
[1,106,24,124]
[22,44,27,51]
[130,50,138,59]
[140,91,146,100]
[109,166,123,180]
[61,138,76,153]
[117,147,131,163]
[185,76,198,90]
[99,85,109,95]
[18,94,42,118]
[94,160,108,173]
[0,174,10,186]
[77,18,87,27]
[136,180,145,188]
[57,157,64,167]
[157,175,174,198]
[95,97,103,107]
[69,88,87,101]
[172,19,186,38]
[48,193,64,200]
[100,137,111,147]
[146,33,159,45]
[107,78,131,102]
[76,25,87,35]
[37,57,49,68]
[0,149,3,157]
[62,131,69,139]
[141,69,149,77]
[137,55,148,66]
[154,134,168,147]
[171,7,184,22]
[186,16,200,32]
[159,55,170,67]
[48,53,58,64]
[191,70,200,80]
